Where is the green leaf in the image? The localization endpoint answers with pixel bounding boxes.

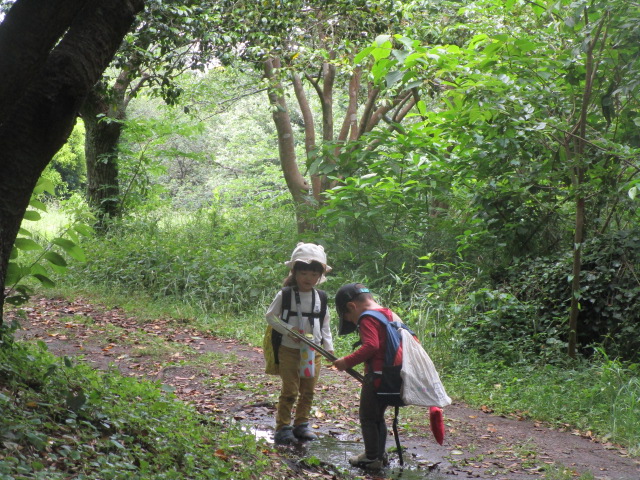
[417,100,427,116]
[5,262,22,285]
[44,251,68,267]
[23,210,42,221]
[74,223,95,237]
[371,46,391,61]
[392,48,410,64]
[33,177,55,195]
[25,432,47,451]
[30,263,48,277]
[32,274,56,288]
[385,70,404,88]
[374,34,392,46]
[354,46,374,64]
[514,38,539,53]
[14,237,42,251]
[66,389,87,412]
[29,198,48,211]
[52,238,86,262]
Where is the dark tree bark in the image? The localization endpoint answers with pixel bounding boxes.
[0,0,88,121]
[80,51,143,225]
[0,0,144,324]
[80,77,131,223]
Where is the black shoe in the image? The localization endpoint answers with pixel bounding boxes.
[274,426,295,444]
[292,423,317,441]
[349,452,383,470]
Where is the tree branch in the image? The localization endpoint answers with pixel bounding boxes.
[358,85,380,138]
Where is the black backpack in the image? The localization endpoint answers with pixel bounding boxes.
[358,309,413,406]
[270,287,328,365]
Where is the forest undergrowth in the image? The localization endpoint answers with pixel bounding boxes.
[3,201,639,480]
[0,324,289,480]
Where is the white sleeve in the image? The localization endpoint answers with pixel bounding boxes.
[320,309,334,352]
[265,291,291,335]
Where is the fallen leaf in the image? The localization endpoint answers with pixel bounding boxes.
[214,449,229,461]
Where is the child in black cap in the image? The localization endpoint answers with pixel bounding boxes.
[332,282,404,470]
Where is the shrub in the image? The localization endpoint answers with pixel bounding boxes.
[457,229,640,364]
[0,337,275,479]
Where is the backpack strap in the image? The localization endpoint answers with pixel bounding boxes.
[280,287,328,344]
[271,286,294,366]
[281,287,327,326]
[280,286,293,323]
[317,289,327,328]
[359,310,402,366]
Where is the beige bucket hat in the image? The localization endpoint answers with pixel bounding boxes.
[284,242,332,283]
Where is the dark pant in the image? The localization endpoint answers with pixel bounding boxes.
[359,373,388,460]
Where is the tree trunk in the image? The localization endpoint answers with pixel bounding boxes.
[0,0,88,121]
[566,11,605,358]
[292,74,318,200]
[304,59,336,200]
[268,53,419,233]
[568,194,585,358]
[264,57,313,233]
[0,0,143,324]
[81,91,124,224]
[81,68,132,226]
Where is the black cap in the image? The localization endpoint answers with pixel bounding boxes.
[335,283,371,335]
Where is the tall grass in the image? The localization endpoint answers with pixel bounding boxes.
[444,352,640,455]
[61,200,297,313]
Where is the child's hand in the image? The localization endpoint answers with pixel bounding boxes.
[286,332,301,343]
[333,358,347,371]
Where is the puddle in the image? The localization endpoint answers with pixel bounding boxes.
[246,426,449,479]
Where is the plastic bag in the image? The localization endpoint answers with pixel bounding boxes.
[399,329,451,407]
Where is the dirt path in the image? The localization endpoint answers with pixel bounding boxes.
[8,296,640,480]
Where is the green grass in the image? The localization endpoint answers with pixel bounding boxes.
[0,333,283,480]
[444,353,640,455]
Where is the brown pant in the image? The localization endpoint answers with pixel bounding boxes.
[276,345,322,431]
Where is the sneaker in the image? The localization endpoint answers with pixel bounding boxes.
[349,452,383,470]
[274,426,296,445]
[292,422,317,441]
